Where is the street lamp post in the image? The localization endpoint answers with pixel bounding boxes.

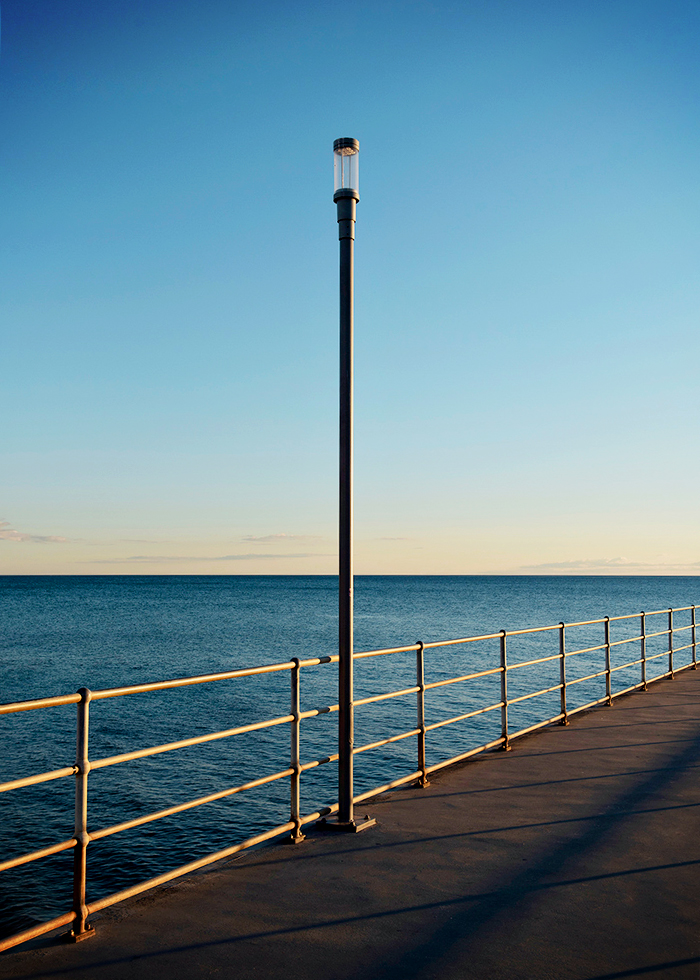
[323,137,374,833]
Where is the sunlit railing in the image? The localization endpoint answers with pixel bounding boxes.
[1,604,696,952]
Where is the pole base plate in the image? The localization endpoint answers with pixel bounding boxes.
[63,924,95,943]
[315,815,376,833]
[283,832,306,845]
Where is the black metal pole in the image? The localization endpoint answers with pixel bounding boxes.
[320,137,374,835]
[336,188,356,825]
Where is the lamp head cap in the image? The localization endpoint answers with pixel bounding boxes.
[333,137,360,155]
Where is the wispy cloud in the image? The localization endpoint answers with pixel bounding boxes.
[521,557,700,572]
[82,552,333,564]
[0,520,67,544]
[241,533,322,543]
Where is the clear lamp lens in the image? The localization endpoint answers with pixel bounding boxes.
[334,144,359,192]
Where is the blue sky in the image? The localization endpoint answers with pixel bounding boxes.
[2,0,699,574]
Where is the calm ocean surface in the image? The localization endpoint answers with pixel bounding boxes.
[2,574,698,939]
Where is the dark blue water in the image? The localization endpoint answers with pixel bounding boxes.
[1,575,697,939]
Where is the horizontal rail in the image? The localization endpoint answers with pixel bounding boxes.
[353,771,423,803]
[427,736,506,774]
[425,701,502,732]
[610,658,643,673]
[97,654,339,698]
[353,685,419,708]
[353,729,420,755]
[508,712,566,738]
[506,653,560,670]
[502,623,562,636]
[644,629,672,640]
[90,714,294,770]
[565,669,608,686]
[0,838,77,873]
[93,662,295,700]
[423,632,503,647]
[609,635,642,648]
[300,753,339,771]
[0,657,342,718]
[611,681,646,697]
[567,696,609,717]
[353,632,502,660]
[300,804,339,824]
[89,768,295,841]
[564,629,685,659]
[507,683,562,705]
[565,643,607,657]
[0,693,80,715]
[0,765,77,795]
[425,666,502,690]
[300,703,339,719]
[673,643,693,654]
[353,644,420,659]
[643,605,693,615]
[87,820,297,915]
[561,618,612,628]
[0,911,76,954]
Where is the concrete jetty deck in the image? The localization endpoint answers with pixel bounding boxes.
[2,669,699,980]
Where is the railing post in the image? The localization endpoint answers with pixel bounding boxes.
[67,688,94,942]
[288,659,305,844]
[416,642,429,786]
[559,623,568,725]
[641,612,647,690]
[604,616,612,705]
[668,608,674,678]
[692,606,697,669]
[499,631,511,749]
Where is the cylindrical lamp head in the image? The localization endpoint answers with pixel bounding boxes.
[333,138,359,199]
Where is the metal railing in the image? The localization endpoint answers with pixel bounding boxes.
[1,603,696,952]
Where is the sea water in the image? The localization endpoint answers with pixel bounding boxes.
[1,575,697,939]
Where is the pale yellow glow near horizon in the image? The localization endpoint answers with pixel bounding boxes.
[2,522,699,575]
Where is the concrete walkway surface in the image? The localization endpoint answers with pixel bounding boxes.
[1,669,699,980]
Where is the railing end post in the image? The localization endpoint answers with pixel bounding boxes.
[640,611,648,690]
[603,616,613,706]
[416,641,430,786]
[288,659,305,844]
[668,607,675,679]
[69,684,93,939]
[558,623,569,724]
[499,630,512,745]
[691,605,697,669]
